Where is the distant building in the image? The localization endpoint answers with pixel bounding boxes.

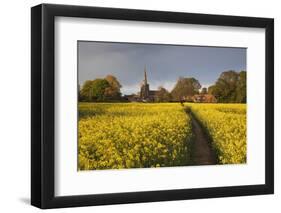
[124,67,217,103]
[139,67,160,102]
[192,94,217,103]
[123,94,139,102]
[184,96,194,102]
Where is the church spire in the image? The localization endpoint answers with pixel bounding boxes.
[144,65,147,85]
[140,65,150,100]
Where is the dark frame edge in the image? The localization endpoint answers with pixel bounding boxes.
[42,1,56,208]
[46,184,272,209]
[31,4,43,208]
[265,18,274,194]
[31,4,55,209]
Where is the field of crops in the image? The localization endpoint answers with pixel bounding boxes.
[187,103,247,164]
[78,102,247,170]
[78,103,193,170]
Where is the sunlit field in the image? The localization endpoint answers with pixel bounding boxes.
[78,102,246,170]
[78,103,193,170]
[186,103,247,164]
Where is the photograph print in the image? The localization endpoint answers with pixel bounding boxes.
[78,41,247,171]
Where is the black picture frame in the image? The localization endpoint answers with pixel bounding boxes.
[31,3,274,209]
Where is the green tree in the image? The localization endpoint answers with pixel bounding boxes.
[104,75,122,100]
[92,79,110,101]
[80,75,123,102]
[201,87,207,94]
[235,71,246,103]
[155,86,172,102]
[208,70,247,103]
[208,85,216,95]
[171,77,201,101]
[80,80,94,101]
[80,79,109,101]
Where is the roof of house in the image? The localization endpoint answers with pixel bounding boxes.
[193,94,217,102]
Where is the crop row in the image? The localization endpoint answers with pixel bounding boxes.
[78,103,193,170]
[188,104,247,164]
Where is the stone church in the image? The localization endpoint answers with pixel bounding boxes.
[139,67,159,102]
[124,67,217,103]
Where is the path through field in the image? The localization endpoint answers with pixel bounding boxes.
[189,112,217,165]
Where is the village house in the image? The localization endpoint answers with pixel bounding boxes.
[123,94,140,102]
[190,94,217,103]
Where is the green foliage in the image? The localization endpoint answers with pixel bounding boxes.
[92,79,110,101]
[104,75,122,100]
[171,77,201,101]
[201,87,207,94]
[80,75,122,102]
[208,70,247,103]
[80,70,246,103]
[155,87,172,102]
[235,71,246,103]
[207,85,216,95]
[80,80,95,102]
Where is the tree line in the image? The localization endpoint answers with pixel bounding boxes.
[79,70,246,103]
[79,75,122,102]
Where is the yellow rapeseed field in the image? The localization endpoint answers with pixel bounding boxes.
[78,102,247,170]
[187,103,247,164]
[78,103,193,170]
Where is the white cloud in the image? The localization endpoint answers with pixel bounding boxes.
[150,80,176,92]
[121,83,141,95]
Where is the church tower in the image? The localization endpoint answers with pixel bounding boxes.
[140,66,150,100]
[144,67,148,85]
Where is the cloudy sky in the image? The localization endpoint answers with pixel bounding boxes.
[78,41,246,95]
